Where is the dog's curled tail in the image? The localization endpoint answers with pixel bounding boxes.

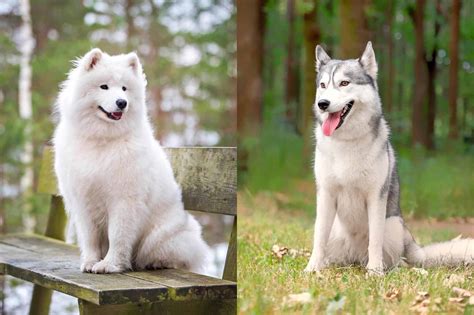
[404,231,474,267]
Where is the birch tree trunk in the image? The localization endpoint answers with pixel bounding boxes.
[19,0,35,233]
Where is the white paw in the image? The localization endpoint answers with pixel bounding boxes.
[304,260,324,273]
[91,259,125,274]
[366,263,384,276]
[80,259,100,273]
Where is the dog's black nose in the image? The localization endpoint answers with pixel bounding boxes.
[318,99,330,110]
[116,99,127,110]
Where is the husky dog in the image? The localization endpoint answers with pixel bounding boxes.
[53,48,210,274]
[305,42,473,274]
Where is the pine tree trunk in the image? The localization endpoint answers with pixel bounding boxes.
[426,0,442,150]
[385,0,394,113]
[301,0,320,159]
[410,0,429,147]
[339,0,371,58]
[285,0,299,128]
[448,0,461,139]
[237,0,265,169]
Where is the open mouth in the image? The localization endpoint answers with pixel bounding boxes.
[322,100,354,136]
[98,106,123,121]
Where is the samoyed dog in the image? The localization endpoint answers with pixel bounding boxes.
[53,48,211,274]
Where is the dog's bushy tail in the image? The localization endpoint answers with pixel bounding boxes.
[404,231,474,267]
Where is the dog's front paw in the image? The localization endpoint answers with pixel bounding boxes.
[81,259,100,273]
[366,263,384,276]
[304,259,324,273]
[91,259,125,274]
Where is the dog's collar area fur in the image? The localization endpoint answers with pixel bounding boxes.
[98,106,123,121]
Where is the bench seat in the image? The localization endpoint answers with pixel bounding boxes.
[0,234,236,312]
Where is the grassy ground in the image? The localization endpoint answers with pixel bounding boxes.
[238,191,474,314]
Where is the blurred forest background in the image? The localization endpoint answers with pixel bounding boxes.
[0,0,235,234]
[0,0,235,313]
[238,0,473,219]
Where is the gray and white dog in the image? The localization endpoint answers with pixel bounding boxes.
[305,42,473,275]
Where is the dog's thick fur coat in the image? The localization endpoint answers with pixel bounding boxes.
[53,49,210,274]
[305,42,473,274]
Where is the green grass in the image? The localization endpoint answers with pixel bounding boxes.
[238,192,474,314]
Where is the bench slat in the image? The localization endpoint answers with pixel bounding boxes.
[37,146,237,216]
[0,234,236,305]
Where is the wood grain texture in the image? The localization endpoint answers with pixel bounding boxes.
[0,234,236,305]
[223,217,237,281]
[37,146,237,215]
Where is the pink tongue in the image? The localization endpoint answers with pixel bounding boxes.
[111,112,122,119]
[322,112,342,136]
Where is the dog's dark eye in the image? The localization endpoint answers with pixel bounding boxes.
[340,81,350,87]
[320,82,326,89]
[100,84,108,90]
[122,86,127,91]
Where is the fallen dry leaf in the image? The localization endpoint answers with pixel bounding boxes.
[410,291,431,314]
[449,297,465,304]
[443,274,465,287]
[452,287,472,298]
[283,292,313,307]
[384,288,401,301]
[288,248,311,258]
[468,296,474,305]
[271,244,288,259]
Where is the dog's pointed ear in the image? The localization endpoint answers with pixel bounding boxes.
[126,52,142,73]
[359,41,377,79]
[315,45,331,72]
[83,48,103,71]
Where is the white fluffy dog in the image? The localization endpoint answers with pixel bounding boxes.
[53,48,210,274]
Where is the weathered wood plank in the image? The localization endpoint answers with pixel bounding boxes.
[78,298,236,315]
[124,269,236,301]
[37,146,237,215]
[164,147,237,215]
[223,217,237,281]
[30,196,67,315]
[0,234,236,305]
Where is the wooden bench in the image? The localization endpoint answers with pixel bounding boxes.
[0,145,237,314]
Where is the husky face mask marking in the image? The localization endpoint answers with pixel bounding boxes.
[314,42,380,137]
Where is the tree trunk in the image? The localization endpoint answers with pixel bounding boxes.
[409,0,429,147]
[125,0,135,51]
[18,0,35,233]
[339,0,371,58]
[301,0,320,159]
[285,0,299,127]
[448,0,461,139]
[385,0,394,113]
[426,0,442,150]
[237,0,265,169]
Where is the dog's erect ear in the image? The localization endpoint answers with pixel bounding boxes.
[315,45,331,72]
[83,48,102,71]
[359,41,377,79]
[126,52,142,73]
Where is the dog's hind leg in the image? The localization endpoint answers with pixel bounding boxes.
[382,216,405,269]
